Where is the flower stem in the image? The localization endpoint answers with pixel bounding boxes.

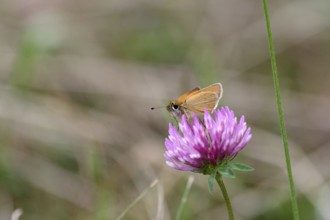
[262,1,300,220]
[215,173,234,220]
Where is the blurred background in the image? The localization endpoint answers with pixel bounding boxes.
[0,0,330,219]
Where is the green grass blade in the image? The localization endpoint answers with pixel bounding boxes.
[115,179,158,220]
[262,1,300,219]
[175,176,194,220]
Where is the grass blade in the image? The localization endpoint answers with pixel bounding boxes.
[175,176,194,220]
[115,179,158,220]
[262,1,300,219]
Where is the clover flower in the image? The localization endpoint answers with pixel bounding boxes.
[164,106,252,173]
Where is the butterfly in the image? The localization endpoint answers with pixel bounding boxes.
[152,83,223,120]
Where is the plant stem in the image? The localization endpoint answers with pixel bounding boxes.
[262,1,300,220]
[215,173,234,220]
[175,176,194,220]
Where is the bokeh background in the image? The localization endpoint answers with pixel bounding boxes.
[1,0,330,219]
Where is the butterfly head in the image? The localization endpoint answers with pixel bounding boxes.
[166,101,183,120]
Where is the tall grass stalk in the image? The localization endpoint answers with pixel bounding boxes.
[262,1,300,219]
[175,176,194,220]
[115,179,158,220]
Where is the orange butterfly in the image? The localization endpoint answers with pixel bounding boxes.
[152,83,223,120]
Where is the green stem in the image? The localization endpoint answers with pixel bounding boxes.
[262,1,300,220]
[175,176,194,220]
[215,173,234,220]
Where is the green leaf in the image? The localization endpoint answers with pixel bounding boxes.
[218,166,235,178]
[230,163,255,172]
[208,172,216,193]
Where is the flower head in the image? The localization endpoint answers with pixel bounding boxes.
[164,106,252,173]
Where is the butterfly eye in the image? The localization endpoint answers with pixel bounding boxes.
[172,104,179,110]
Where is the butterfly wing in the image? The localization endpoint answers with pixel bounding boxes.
[183,83,222,113]
[174,87,200,105]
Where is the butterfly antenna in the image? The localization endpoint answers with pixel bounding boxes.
[150,106,165,110]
